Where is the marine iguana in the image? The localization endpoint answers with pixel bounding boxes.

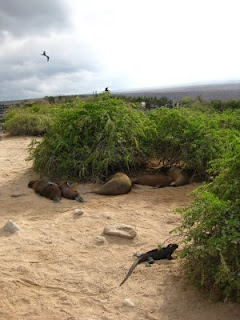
[120,243,178,286]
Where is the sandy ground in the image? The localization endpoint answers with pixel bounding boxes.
[0,136,239,320]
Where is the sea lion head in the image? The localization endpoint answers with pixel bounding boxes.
[28,180,36,188]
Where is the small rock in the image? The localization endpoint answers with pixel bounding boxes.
[73,209,84,216]
[3,220,20,233]
[43,239,52,244]
[94,236,107,244]
[103,224,136,239]
[122,298,135,308]
[11,192,27,197]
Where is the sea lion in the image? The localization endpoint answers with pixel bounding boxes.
[57,181,84,202]
[28,179,61,202]
[167,167,189,187]
[120,244,178,286]
[131,174,172,188]
[91,172,132,195]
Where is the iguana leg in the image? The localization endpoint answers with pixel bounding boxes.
[146,256,155,267]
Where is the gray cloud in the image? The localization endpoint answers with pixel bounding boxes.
[0,0,70,37]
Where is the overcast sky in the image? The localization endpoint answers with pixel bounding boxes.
[1,0,240,101]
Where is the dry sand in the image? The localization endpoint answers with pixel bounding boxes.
[0,136,239,320]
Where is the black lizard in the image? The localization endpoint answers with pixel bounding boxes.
[120,243,178,286]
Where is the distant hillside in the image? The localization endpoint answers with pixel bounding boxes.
[114,82,240,101]
[1,82,240,107]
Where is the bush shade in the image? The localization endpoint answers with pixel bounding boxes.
[28,94,154,180]
[174,136,240,301]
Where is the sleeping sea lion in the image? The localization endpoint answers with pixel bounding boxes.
[167,167,189,187]
[57,181,84,202]
[91,172,132,195]
[28,179,61,202]
[131,174,171,188]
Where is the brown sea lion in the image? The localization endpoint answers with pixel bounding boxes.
[28,179,61,202]
[131,174,171,188]
[167,167,189,187]
[57,181,84,202]
[91,172,132,195]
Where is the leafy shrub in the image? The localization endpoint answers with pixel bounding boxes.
[175,136,240,301]
[28,94,154,180]
[4,112,53,136]
[148,108,234,175]
[215,109,240,131]
[3,103,61,136]
[210,99,240,111]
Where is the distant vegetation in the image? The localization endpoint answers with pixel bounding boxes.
[4,103,56,136]
[3,93,240,301]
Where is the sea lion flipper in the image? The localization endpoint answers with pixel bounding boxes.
[75,195,84,202]
[66,181,71,188]
[53,199,61,204]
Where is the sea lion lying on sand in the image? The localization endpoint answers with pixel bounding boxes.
[91,172,132,195]
[131,174,172,188]
[167,166,189,187]
[57,181,84,202]
[28,179,62,202]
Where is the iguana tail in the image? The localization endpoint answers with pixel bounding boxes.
[120,257,141,286]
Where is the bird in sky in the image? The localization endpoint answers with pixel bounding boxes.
[41,51,50,62]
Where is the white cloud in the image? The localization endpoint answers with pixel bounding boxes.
[1,0,240,100]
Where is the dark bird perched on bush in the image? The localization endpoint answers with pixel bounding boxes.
[41,51,49,62]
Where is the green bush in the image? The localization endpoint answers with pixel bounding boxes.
[210,99,240,111]
[28,94,154,180]
[175,136,240,301]
[215,109,240,131]
[4,103,58,136]
[148,108,234,175]
[4,112,53,136]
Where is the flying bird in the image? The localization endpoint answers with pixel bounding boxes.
[41,51,50,62]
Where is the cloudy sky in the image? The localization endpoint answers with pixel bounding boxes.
[1,0,240,101]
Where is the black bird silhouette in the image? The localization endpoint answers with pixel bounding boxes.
[41,51,50,62]
[105,87,109,91]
